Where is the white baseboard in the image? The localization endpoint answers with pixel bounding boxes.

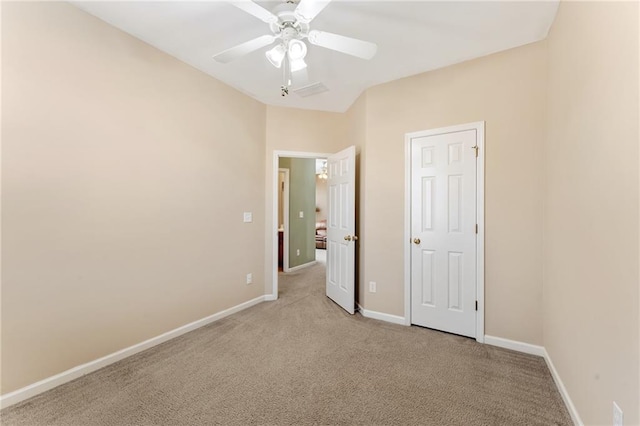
[484,335,581,426]
[543,348,583,426]
[357,304,406,325]
[0,295,266,409]
[264,294,277,301]
[285,260,316,273]
[483,335,545,357]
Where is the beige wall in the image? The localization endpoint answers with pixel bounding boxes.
[363,42,548,344]
[1,2,266,393]
[263,106,351,295]
[544,2,639,425]
[265,106,351,154]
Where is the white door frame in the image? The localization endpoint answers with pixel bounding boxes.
[278,168,290,272]
[403,121,485,343]
[271,150,332,299]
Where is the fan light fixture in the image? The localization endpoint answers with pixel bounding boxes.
[265,44,286,68]
[288,39,307,60]
[266,40,308,71]
[290,58,307,72]
[287,39,307,71]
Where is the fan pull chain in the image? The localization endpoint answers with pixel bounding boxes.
[281,49,291,96]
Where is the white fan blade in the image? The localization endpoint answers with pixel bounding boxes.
[228,0,278,24]
[307,30,377,60]
[294,0,332,23]
[213,35,276,63]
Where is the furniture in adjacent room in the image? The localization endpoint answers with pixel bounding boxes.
[315,220,327,249]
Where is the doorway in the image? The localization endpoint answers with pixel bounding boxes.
[271,147,357,315]
[404,122,485,342]
[272,151,331,298]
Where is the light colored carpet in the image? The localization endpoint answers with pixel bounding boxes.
[1,262,572,425]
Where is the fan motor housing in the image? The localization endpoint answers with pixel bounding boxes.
[269,3,309,39]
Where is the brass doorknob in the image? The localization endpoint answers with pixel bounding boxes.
[352,235,358,241]
[413,238,421,245]
[344,235,352,241]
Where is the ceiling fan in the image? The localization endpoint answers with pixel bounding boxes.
[213,0,378,96]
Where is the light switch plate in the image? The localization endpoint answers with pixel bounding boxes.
[299,211,304,218]
[243,212,252,223]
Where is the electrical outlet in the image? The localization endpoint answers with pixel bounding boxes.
[369,281,377,293]
[246,273,252,284]
[613,402,623,426]
[243,212,252,223]
[296,249,300,256]
[299,211,304,218]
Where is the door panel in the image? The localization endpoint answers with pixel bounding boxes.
[411,130,477,337]
[326,146,356,314]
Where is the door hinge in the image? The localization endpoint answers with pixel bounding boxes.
[475,224,478,234]
[473,145,479,157]
[475,300,478,311]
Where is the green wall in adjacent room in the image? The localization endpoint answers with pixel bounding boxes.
[279,158,316,268]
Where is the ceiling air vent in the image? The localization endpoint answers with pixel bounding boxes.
[293,82,329,98]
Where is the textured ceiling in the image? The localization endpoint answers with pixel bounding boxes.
[72,1,559,112]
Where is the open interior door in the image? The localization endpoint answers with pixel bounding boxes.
[326,146,356,314]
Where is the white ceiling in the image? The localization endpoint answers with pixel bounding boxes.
[72,1,559,113]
